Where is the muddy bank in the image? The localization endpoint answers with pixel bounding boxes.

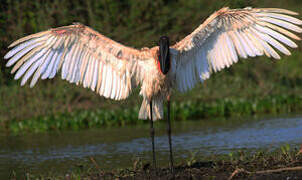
[12,147,302,179]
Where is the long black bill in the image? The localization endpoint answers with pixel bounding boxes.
[158,36,170,75]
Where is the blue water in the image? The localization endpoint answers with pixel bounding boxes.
[1,116,302,178]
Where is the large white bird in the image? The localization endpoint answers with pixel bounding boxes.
[4,7,302,171]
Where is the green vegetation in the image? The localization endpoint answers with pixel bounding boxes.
[1,0,302,133]
[4,94,302,134]
[11,145,302,179]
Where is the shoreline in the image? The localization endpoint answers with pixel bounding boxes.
[9,146,302,179]
[3,93,302,134]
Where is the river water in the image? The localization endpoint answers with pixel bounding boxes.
[1,115,302,178]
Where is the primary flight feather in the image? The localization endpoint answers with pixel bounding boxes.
[4,7,302,120]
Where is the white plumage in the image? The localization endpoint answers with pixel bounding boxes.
[4,7,302,120]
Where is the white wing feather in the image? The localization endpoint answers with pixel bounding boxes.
[4,23,152,100]
[172,7,301,92]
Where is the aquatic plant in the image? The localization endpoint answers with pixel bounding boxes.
[3,94,302,134]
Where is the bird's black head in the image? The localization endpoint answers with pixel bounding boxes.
[158,36,170,75]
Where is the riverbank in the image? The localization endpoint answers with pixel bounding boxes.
[11,146,302,179]
[2,93,302,134]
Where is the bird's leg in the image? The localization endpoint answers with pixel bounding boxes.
[149,100,156,169]
[167,96,174,173]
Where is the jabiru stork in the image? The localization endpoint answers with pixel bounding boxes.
[4,7,302,172]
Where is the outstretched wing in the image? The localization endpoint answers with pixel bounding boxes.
[4,23,152,100]
[172,7,302,92]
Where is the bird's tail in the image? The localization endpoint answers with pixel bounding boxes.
[139,97,163,121]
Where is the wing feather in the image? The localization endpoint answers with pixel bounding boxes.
[61,46,74,80]
[115,76,121,100]
[172,7,301,92]
[7,42,43,67]
[80,50,90,82]
[244,29,263,56]
[257,13,302,25]
[221,34,232,67]
[111,72,117,99]
[41,51,57,79]
[21,60,41,86]
[258,21,301,40]
[91,60,99,91]
[255,25,297,48]
[8,31,50,48]
[225,33,239,62]
[104,66,113,98]
[5,39,38,59]
[258,17,302,33]
[96,62,103,94]
[67,45,81,82]
[73,49,85,83]
[15,47,48,80]
[229,31,248,58]
[86,56,95,88]
[237,30,255,57]
[99,63,107,95]
[49,50,64,78]
[5,23,152,100]
[37,50,54,79]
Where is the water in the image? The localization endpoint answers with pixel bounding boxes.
[1,116,302,178]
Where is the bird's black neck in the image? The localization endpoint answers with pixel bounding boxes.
[158,36,170,75]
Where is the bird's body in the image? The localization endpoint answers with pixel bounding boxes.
[4,6,302,171]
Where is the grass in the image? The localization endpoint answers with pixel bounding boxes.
[10,145,302,179]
